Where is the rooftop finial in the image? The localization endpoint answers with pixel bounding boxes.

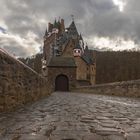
[71,14,74,21]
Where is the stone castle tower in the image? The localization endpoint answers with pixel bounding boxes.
[42,18,96,91]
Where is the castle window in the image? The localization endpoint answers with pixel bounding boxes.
[74,50,80,53]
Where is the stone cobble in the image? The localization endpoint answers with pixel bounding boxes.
[0,92,140,140]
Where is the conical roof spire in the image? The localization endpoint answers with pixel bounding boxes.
[53,19,58,28]
[68,20,79,37]
[45,27,48,36]
[79,33,83,40]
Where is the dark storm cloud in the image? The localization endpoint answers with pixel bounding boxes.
[1,0,140,57]
[2,0,119,37]
[0,32,40,57]
[124,0,140,42]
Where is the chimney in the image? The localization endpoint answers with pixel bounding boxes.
[61,19,65,33]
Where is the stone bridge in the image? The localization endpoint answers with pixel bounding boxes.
[0,92,140,140]
[1,49,140,140]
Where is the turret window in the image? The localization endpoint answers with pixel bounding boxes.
[73,49,82,57]
[74,50,80,53]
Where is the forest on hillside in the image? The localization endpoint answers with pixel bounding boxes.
[95,51,140,84]
[19,53,42,74]
[19,51,140,84]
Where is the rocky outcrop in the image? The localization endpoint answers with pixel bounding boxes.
[0,49,51,112]
[75,80,140,97]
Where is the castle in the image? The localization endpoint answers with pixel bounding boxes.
[42,18,96,91]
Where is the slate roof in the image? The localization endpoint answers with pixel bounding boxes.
[74,42,82,49]
[82,54,93,64]
[82,49,95,64]
[45,19,95,65]
[47,57,77,67]
[68,21,79,37]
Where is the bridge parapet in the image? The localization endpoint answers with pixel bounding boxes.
[75,80,140,97]
[0,49,51,112]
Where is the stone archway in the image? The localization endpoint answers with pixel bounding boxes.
[55,74,69,91]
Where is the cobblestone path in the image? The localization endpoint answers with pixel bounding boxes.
[0,92,140,140]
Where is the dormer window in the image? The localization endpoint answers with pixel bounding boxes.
[73,49,82,57]
[74,50,81,53]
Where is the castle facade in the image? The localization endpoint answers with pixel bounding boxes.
[42,18,96,91]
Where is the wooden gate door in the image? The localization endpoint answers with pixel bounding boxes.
[55,75,69,91]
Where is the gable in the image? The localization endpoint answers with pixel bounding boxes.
[62,39,75,57]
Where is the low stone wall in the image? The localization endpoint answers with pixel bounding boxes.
[75,80,140,97]
[0,49,51,112]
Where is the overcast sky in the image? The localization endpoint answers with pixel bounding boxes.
[0,0,140,57]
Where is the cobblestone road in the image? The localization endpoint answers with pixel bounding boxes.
[0,92,140,140]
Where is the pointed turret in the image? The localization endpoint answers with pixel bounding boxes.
[79,33,83,40]
[68,21,79,38]
[43,27,48,40]
[44,28,48,36]
[57,19,61,28]
[85,43,89,51]
[53,19,58,28]
[79,34,84,54]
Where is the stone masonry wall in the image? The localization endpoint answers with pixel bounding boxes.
[75,80,140,97]
[0,49,51,112]
[74,57,87,81]
[47,67,76,91]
